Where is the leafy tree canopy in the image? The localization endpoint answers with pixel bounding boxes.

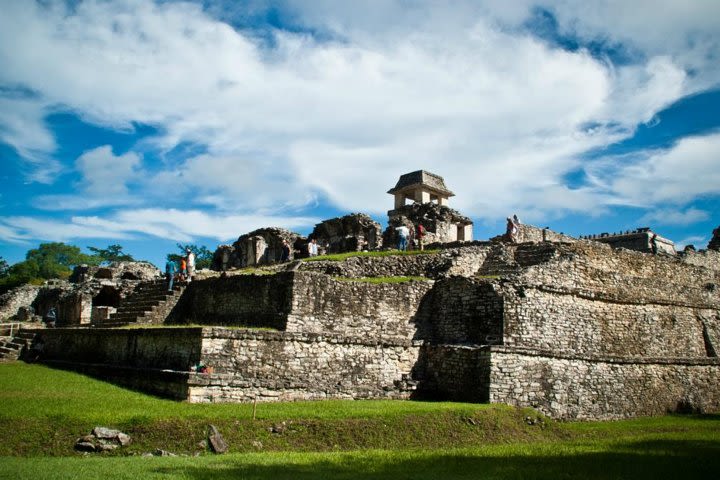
[25,242,100,279]
[0,242,101,294]
[87,244,134,265]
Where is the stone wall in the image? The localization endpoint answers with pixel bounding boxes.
[415,277,504,344]
[188,328,420,403]
[509,241,719,309]
[286,273,433,339]
[502,286,716,358]
[0,284,40,321]
[680,248,720,273]
[298,246,492,279]
[413,345,490,402]
[584,229,676,255]
[310,213,383,253]
[488,347,720,420]
[167,274,295,329]
[36,327,203,370]
[33,327,201,399]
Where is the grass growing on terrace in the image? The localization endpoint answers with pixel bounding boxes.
[303,249,440,262]
[332,276,430,284]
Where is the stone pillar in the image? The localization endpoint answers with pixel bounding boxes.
[438,196,448,206]
[394,193,405,209]
[415,189,431,204]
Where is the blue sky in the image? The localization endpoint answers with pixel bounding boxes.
[1,0,719,268]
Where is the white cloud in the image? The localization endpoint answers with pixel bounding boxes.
[639,208,710,227]
[587,133,720,207]
[0,0,717,226]
[76,146,141,196]
[0,209,319,245]
[675,235,708,250]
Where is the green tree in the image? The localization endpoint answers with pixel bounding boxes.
[0,243,102,294]
[167,244,214,270]
[87,244,134,265]
[25,242,99,279]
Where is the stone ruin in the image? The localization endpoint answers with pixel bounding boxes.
[3,173,719,422]
[0,262,161,326]
[385,170,473,245]
[310,213,382,254]
[578,228,676,255]
[709,226,720,251]
[385,202,474,248]
[212,228,304,270]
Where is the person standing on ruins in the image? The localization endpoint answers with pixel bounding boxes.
[506,217,519,243]
[180,256,187,282]
[165,259,177,292]
[650,234,658,255]
[308,238,319,257]
[395,224,409,251]
[186,248,196,282]
[416,223,426,251]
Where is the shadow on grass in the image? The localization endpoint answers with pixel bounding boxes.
[154,439,720,480]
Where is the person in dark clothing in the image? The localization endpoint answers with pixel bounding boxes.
[280,240,291,263]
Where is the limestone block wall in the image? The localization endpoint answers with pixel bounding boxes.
[0,284,40,321]
[36,327,202,370]
[298,245,491,279]
[167,274,295,329]
[413,345,490,402]
[514,242,720,308]
[188,328,420,403]
[488,347,720,420]
[286,273,434,339]
[415,277,504,344]
[681,249,720,273]
[503,287,716,358]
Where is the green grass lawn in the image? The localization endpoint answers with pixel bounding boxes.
[0,363,718,479]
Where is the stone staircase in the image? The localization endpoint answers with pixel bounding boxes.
[0,329,38,361]
[100,280,185,327]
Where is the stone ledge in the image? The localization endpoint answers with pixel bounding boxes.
[524,284,719,309]
[200,326,415,348]
[429,343,720,366]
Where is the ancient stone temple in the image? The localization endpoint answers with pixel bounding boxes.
[3,172,719,422]
[385,170,473,245]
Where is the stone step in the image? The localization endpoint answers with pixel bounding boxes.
[15,331,38,340]
[0,345,20,356]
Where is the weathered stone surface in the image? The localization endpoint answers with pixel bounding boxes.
[0,284,41,321]
[212,228,305,270]
[74,427,131,452]
[70,262,161,283]
[207,425,228,453]
[384,203,473,246]
[310,213,382,253]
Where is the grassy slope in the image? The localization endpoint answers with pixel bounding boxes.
[0,363,719,479]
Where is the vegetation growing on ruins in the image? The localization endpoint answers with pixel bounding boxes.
[304,249,440,262]
[333,276,429,284]
[1,363,719,480]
